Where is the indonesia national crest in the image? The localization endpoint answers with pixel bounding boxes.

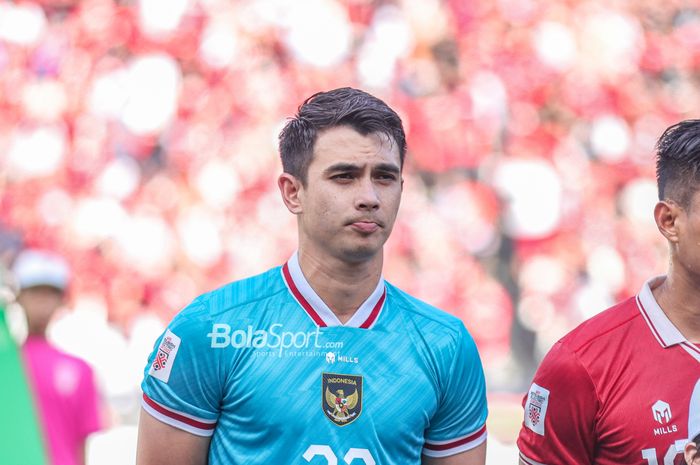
[322,372,363,426]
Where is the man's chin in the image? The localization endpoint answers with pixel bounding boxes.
[337,243,384,264]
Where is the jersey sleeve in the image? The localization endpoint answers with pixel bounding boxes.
[423,323,488,458]
[517,341,598,465]
[140,298,223,437]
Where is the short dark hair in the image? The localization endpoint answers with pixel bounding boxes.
[279,87,407,184]
[656,119,700,206]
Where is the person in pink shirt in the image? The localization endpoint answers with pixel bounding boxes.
[12,250,102,465]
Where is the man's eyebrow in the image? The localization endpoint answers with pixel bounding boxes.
[373,163,401,174]
[323,162,401,175]
[324,163,361,174]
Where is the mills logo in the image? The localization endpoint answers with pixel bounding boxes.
[322,373,363,427]
[652,400,672,424]
[651,400,678,436]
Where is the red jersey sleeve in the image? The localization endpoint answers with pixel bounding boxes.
[517,341,599,465]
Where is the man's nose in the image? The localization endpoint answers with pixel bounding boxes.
[355,178,380,210]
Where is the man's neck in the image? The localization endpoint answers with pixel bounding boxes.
[652,270,700,343]
[297,248,383,324]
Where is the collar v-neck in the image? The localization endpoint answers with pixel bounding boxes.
[281,252,386,328]
[636,276,700,362]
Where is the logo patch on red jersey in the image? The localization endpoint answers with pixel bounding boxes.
[652,400,672,424]
[524,383,550,436]
[322,372,362,427]
[148,329,181,383]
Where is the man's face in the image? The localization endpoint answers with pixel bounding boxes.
[294,125,403,263]
[17,285,64,333]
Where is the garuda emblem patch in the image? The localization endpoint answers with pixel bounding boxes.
[322,372,363,426]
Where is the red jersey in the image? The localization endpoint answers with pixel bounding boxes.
[517,277,700,465]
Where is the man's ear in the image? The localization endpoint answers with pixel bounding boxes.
[654,200,681,244]
[278,173,304,214]
[685,440,698,465]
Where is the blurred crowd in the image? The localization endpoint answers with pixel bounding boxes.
[1,0,699,442]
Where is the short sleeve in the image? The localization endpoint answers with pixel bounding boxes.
[423,324,488,458]
[517,341,598,465]
[140,299,223,437]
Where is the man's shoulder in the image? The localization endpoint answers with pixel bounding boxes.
[559,295,641,352]
[385,282,465,335]
[530,295,651,391]
[181,265,287,320]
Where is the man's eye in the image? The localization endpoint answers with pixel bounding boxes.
[332,173,353,180]
[376,174,397,181]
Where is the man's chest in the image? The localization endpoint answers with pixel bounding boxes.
[592,351,697,465]
[219,325,438,445]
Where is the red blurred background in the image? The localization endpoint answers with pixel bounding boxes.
[1,0,697,461]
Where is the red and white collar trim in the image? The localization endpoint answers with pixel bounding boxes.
[636,276,700,361]
[281,252,386,328]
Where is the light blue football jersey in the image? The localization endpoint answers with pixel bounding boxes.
[141,253,488,464]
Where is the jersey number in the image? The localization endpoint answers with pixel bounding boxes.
[641,440,686,465]
[303,445,376,465]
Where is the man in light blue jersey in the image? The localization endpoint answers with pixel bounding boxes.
[137,87,488,465]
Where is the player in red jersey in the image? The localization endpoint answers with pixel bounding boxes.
[683,379,700,465]
[517,119,700,465]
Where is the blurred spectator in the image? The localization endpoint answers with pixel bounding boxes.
[13,249,103,465]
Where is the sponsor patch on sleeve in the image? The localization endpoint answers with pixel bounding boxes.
[524,382,550,436]
[148,329,181,383]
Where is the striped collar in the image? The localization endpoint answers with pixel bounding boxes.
[636,276,700,361]
[281,252,386,329]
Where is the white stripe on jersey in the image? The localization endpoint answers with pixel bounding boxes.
[423,425,487,458]
[141,395,216,437]
[519,451,550,465]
